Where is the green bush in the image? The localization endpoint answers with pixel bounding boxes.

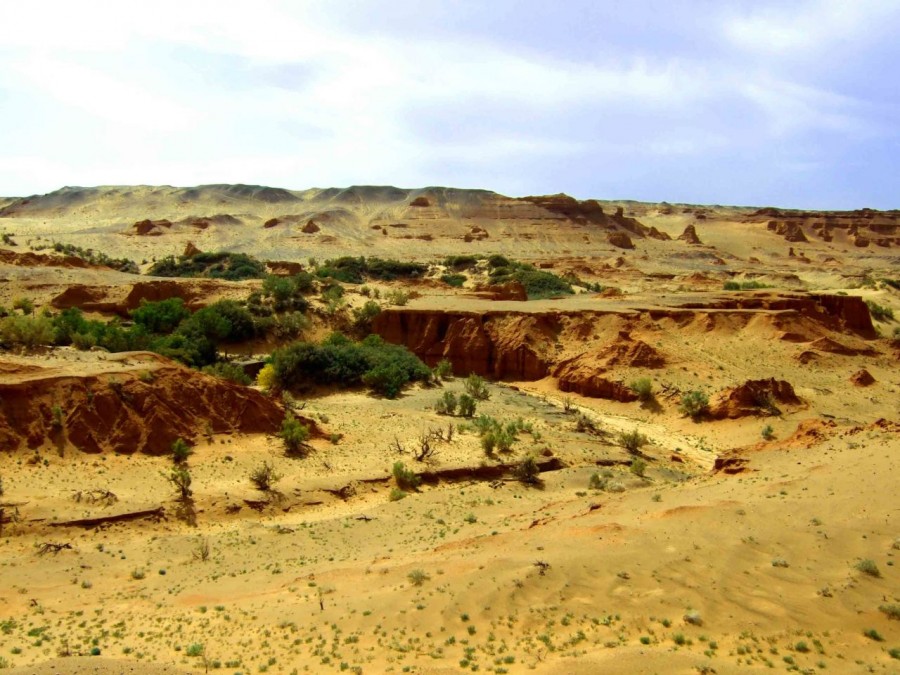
[270,333,429,398]
[316,257,427,284]
[630,458,647,478]
[440,273,466,287]
[131,298,190,334]
[352,300,382,334]
[457,393,477,418]
[464,373,490,400]
[171,438,192,464]
[434,358,453,380]
[619,429,648,454]
[0,314,55,350]
[201,362,252,386]
[392,461,420,491]
[250,462,282,491]
[514,456,541,485]
[855,559,881,578]
[435,391,458,415]
[865,300,894,322]
[51,242,138,273]
[148,252,266,280]
[486,257,573,299]
[629,378,653,402]
[679,390,709,420]
[443,255,479,270]
[279,415,310,456]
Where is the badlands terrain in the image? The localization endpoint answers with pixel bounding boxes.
[0,184,898,674]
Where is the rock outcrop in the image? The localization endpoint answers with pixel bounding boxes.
[0,354,303,455]
[678,224,702,244]
[707,379,801,419]
[850,369,875,386]
[607,231,635,249]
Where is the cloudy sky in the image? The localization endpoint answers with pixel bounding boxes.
[1,0,898,208]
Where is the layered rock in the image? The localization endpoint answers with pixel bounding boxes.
[0,354,298,454]
[707,379,801,419]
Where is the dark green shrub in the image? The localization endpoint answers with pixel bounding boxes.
[443,255,479,270]
[0,315,55,350]
[866,300,894,322]
[434,358,453,380]
[392,461,420,491]
[130,298,190,334]
[464,373,490,400]
[723,280,771,291]
[201,362,251,385]
[619,429,648,454]
[679,390,709,420]
[629,378,653,402]
[457,393,477,418]
[352,300,382,334]
[148,252,266,280]
[435,391,458,415]
[515,456,541,485]
[171,438,192,464]
[279,415,310,456]
[441,273,466,287]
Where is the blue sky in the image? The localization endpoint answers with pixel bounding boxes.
[1,0,898,208]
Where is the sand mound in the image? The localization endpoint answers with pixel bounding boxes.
[0,354,291,454]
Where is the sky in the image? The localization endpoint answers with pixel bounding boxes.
[1,0,898,208]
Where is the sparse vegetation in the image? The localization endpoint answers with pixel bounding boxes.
[761,424,775,440]
[148,251,266,281]
[723,280,771,291]
[279,415,311,457]
[250,462,282,492]
[855,558,881,578]
[407,569,430,586]
[618,429,648,454]
[392,461,420,491]
[865,300,894,322]
[679,390,709,420]
[464,373,490,400]
[170,438,192,464]
[629,377,653,402]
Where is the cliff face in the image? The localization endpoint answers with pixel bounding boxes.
[371,310,556,379]
[0,357,297,455]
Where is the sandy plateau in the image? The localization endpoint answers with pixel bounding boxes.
[0,185,898,674]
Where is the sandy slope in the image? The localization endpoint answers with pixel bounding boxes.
[0,185,898,674]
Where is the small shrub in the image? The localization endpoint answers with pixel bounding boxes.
[863,628,884,642]
[865,300,894,322]
[464,373,490,401]
[392,461,420,491]
[457,393,477,418]
[679,390,709,420]
[408,569,430,586]
[434,358,453,380]
[201,362,251,386]
[389,488,407,501]
[619,429,648,454]
[855,559,881,578]
[279,415,310,456]
[440,273,466,287]
[186,643,204,657]
[0,314,56,350]
[879,603,900,620]
[130,568,146,580]
[515,456,541,485]
[435,391,458,416]
[629,458,647,478]
[629,378,653,402]
[385,289,410,306]
[256,363,276,391]
[250,462,282,492]
[589,472,607,490]
[165,466,192,500]
[761,424,774,440]
[171,438,192,464]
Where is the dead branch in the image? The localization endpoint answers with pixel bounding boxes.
[37,542,73,555]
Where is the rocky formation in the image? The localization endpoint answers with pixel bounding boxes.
[131,219,173,236]
[371,310,555,379]
[302,220,321,233]
[183,241,201,257]
[469,282,528,301]
[263,218,280,228]
[607,231,635,249]
[554,369,638,402]
[51,280,226,315]
[0,354,302,455]
[707,379,801,419]
[409,196,431,207]
[0,249,92,269]
[266,261,304,276]
[850,369,875,386]
[677,224,702,244]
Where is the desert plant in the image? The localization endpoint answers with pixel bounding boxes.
[407,569,430,586]
[629,378,654,402]
[385,289,410,306]
[878,603,900,620]
[435,391,458,416]
[464,373,490,401]
[165,466,193,500]
[457,393,477,418]
[192,537,211,562]
[434,358,453,380]
[863,628,884,642]
[201,361,251,386]
[630,458,647,478]
[256,363,276,391]
[515,456,541,485]
[855,559,881,578]
[619,429,648,454]
[50,405,64,429]
[589,472,608,490]
[0,314,56,350]
[393,461,420,491]
[279,415,310,456]
[250,462,282,492]
[12,297,34,315]
[761,424,775,440]
[679,390,709,420]
[389,487,407,501]
[170,438,192,464]
[865,300,894,322]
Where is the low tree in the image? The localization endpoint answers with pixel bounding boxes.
[457,393,477,418]
[165,466,193,500]
[250,462,282,492]
[629,378,654,402]
[392,461,420,491]
[171,438,192,464]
